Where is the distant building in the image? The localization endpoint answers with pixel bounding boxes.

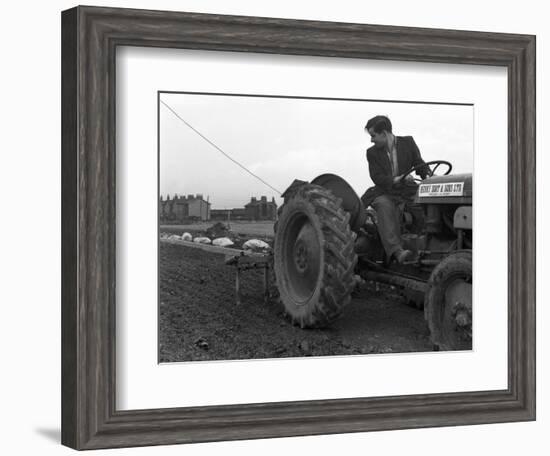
[159,195,176,220]
[210,196,277,221]
[245,196,277,221]
[160,194,211,221]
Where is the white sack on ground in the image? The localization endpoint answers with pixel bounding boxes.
[193,237,212,244]
[212,237,234,247]
[243,239,270,251]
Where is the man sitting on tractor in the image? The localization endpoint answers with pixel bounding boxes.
[361,115,429,264]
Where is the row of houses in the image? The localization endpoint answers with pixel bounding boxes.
[159,194,277,222]
[160,194,211,221]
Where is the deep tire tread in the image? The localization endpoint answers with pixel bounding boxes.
[424,251,473,350]
[274,184,357,328]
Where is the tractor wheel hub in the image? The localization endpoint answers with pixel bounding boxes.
[294,240,309,272]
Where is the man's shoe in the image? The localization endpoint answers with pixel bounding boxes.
[394,248,413,264]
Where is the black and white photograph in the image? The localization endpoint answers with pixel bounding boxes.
[1,0,543,453]
[158,92,473,363]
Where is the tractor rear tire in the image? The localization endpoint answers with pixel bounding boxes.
[274,184,357,328]
[424,251,472,351]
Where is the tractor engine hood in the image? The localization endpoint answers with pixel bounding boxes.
[414,173,472,205]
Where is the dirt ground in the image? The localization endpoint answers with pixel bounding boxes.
[159,242,434,363]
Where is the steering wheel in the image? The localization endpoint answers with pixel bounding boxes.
[399,160,452,183]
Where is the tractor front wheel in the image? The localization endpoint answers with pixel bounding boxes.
[425,252,472,351]
[274,184,357,328]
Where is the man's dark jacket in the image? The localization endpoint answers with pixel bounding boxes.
[361,135,428,207]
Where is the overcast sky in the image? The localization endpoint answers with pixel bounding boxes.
[159,92,473,209]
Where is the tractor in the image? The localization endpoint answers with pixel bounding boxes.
[273,161,472,351]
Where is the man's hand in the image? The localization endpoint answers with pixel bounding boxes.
[392,174,415,184]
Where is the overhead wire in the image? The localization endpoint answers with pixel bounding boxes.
[160,99,282,196]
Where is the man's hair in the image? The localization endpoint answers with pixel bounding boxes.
[365,115,392,134]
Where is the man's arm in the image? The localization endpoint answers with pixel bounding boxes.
[367,149,393,192]
[408,136,429,179]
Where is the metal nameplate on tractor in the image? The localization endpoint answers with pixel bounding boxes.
[418,182,464,197]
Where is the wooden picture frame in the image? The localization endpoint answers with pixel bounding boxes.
[61,5,535,450]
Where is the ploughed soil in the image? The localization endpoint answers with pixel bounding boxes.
[159,242,434,363]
